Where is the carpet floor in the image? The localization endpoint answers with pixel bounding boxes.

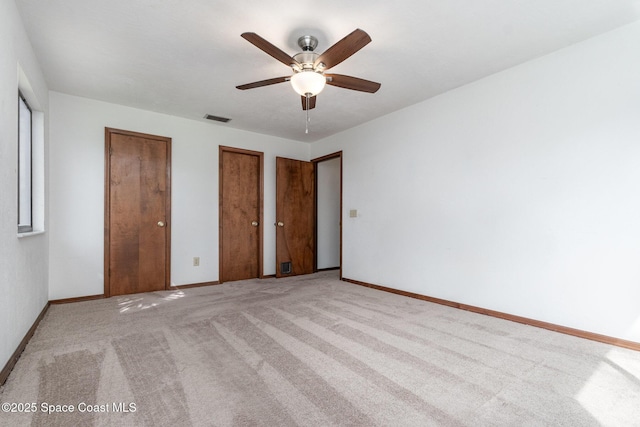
[1,271,639,426]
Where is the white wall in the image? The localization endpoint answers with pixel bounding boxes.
[0,0,49,369]
[316,157,341,269]
[49,92,308,300]
[311,21,640,342]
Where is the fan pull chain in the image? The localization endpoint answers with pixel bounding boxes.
[305,94,310,134]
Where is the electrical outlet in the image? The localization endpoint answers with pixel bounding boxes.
[193,257,200,267]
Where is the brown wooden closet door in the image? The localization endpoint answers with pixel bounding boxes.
[105,128,171,297]
[276,157,314,277]
[219,147,263,282]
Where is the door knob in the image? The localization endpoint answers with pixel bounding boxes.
[157,221,165,227]
[277,221,284,227]
[251,221,259,227]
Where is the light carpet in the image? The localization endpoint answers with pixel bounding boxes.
[1,271,639,426]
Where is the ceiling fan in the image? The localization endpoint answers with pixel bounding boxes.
[236,29,381,113]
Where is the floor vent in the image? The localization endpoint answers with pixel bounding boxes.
[204,114,231,123]
[280,262,292,275]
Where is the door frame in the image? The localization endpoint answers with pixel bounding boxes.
[104,127,172,298]
[219,146,264,283]
[312,151,343,279]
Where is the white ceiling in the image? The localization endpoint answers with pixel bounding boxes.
[15,0,640,142]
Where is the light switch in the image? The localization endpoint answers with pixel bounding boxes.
[349,209,358,218]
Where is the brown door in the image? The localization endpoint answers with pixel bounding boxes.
[276,157,314,277]
[105,128,171,297]
[219,146,263,283]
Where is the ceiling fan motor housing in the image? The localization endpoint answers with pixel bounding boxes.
[292,52,320,71]
[292,35,325,72]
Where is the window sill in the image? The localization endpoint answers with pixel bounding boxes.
[17,230,46,238]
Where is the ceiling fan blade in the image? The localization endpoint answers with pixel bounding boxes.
[314,29,371,70]
[236,76,290,90]
[301,95,317,110]
[325,74,381,93]
[241,33,299,67]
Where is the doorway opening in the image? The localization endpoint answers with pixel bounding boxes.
[313,151,342,278]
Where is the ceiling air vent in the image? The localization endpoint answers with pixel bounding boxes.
[204,114,231,123]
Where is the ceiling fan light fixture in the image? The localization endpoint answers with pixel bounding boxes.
[290,70,326,96]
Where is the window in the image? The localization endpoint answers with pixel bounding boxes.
[18,92,32,233]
